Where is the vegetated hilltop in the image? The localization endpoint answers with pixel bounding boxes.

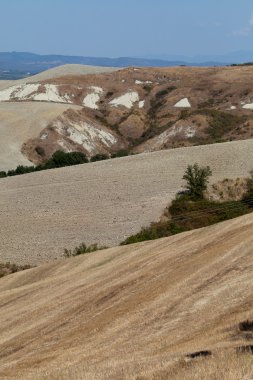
[0,213,252,379]
[1,139,253,265]
[1,65,253,169]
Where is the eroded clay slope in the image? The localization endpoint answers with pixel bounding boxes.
[0,102,81,170]
[2,65,253,168]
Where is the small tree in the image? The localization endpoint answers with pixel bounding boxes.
[243,171,253,206]
[90,154,109,162]
[0,171,6,178]
[182,163,212,200]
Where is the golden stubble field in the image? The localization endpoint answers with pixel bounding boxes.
[0,213,252,379]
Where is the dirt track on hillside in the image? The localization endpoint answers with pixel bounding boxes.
[1,139,253,265]
[0,213,252,379]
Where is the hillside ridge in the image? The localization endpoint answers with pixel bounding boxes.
[0,212,252,379]
[1,65,253,169]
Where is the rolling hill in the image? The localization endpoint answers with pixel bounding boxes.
[0,51,229,80]
[1,139,253,265]
[0,212,252,379]
[1,60,253,380]
[1,65,253,170]
[0,102,81,170]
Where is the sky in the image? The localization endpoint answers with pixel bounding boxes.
[1,0,253,59]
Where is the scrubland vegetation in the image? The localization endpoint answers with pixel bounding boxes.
[121,164,253,245]
[197,108,247,139]
[62,163,253,254]
[0,262,32,278]
[64,243,107,257]
[0,149,130,178]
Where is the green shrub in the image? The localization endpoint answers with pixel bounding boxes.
[120,197,251,246]
[90,154,109,162]
[35,146,45,156]
[65,162,253,249]
[1,150,89,179]
[64,243,107,257]
[143,84,152,93]
[148,87,177,120]
[111,149,129,158]
[7,165,35,176]
[182,163,212,200]
[120,163,252,246]
[156,86,177,98]
[0,262,32,278]
[179,109,190,120]
[0,171,7,178]
[242,171,253,207]
[45,150,88,168]
[105,91,114,98]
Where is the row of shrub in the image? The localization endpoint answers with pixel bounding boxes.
[120,196,252,245]
[0,262,32,278]
[0,149,130,178]
[120,165,253,245]
[64,243,107,257]
[63,194,253,255]
[62,164,253,255]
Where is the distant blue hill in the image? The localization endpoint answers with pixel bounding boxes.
[0,51,233,80]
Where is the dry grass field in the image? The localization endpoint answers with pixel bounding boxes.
[0,213,252,379]
[1,139,253,264]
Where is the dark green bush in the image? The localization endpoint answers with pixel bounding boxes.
[111,149,129,158]
[156,86,177,98]
[143,84,152,93]
[45,150,88,168]
[148,87,177,120]
[121,197,251,246]
[242,171,253,207]
[35,146,45,156]
[105,91,114,98]
[90,154,109,162]
[1,150,89,179]
[0,171,7,178]
[7,165,35,176]
[179,109,190,120]
[182,163,212,200]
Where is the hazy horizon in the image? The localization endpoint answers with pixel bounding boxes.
[1,0,253,60]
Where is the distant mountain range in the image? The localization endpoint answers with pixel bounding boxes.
[0,51,253,80]
[145,50,253,65]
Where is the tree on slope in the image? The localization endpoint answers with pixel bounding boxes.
[182,163,212,200]
[243,170,253,206]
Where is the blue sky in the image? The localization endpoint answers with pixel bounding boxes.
[1,0,253,58]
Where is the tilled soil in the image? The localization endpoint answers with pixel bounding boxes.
[1,139,253,264]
